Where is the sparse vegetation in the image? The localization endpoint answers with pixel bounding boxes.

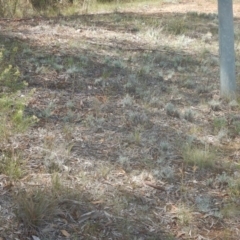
[1,0,240,239]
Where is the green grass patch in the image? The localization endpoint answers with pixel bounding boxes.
[0,45,36,180]
[182,144,216,169]
[165,17,188,35]
[0,151,24,180]
[221,204,240,218]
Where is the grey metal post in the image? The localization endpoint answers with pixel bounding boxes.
[218,0,236,99]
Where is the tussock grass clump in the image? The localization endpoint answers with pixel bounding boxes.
[126,127,142,145]
[183,109,194,122]
[15,188,58,229]
[165,17,187,35]
[182,144,216,169]
[165,102,180,118]
[183,79,195,89]
[126,111,149,127]
[15,175,78,230]
[209,100,221,111]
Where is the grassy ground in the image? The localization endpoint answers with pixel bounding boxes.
[1,0,240,239]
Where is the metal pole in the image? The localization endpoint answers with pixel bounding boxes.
[218,0,236,99]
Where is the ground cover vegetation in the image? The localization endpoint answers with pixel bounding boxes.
[1,0,240,239]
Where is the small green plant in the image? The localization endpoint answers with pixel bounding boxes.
[41,101,55,119]
[0,96,33,139]
[0,151,24,180]
[176,204,193,225]
[182,144,216,168]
